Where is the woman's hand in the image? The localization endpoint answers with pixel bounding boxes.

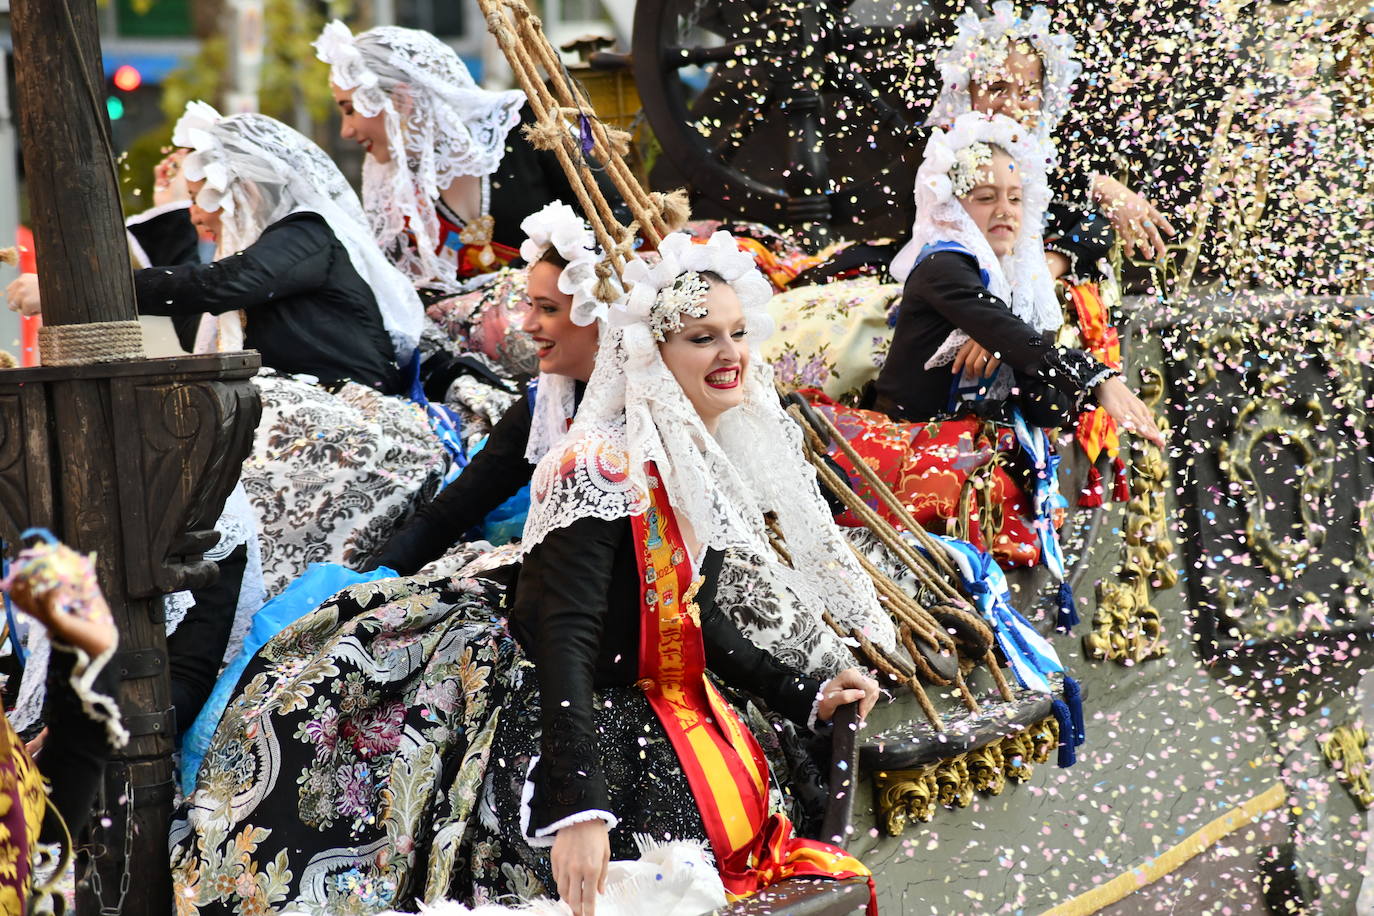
[153,149,190,207]
[817,668,880,725]
[5,273,41,316]
[1092,175,1176,261]
[950,339,1001,379]
[5,543,117,658]
[551,819,610,916]
[1093,376,1166,449]
[9,577,117,659]
[1045,251,1071,280]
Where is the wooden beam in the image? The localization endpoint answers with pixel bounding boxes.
[9,0,138,328]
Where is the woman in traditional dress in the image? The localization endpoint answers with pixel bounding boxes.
[875,111,1161,440]
[6,106,444,712]
[766,4,1172,401]
[313,21,623,298]
[168,231,893,915]
[7,103,422,395]
[367,202,610,574]
[928,2,1175,279]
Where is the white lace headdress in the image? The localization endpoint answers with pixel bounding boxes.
[315,21,526,293]
[928,2,1082,140]
[173,101,423,359]
[522,231,899,672]
[891,111,1059,366]
[518,201,623,465]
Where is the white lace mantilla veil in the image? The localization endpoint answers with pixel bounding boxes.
[314,21,527,294]
[927,2,1083,141]
[521,231,900,674]
[518,201,623,466]
[172,101,424,360]
[890,111,1060,369]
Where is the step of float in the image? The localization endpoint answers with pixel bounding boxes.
[708,877,872,915]
[858,683,1087,834]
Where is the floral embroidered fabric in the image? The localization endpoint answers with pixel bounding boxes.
[242,372,451,596]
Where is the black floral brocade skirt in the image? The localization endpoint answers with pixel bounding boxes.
[460,680,706,903]
[168,568,825,915]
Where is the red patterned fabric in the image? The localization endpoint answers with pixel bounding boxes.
[1066,282,1126,504]
[801,389,1041,568]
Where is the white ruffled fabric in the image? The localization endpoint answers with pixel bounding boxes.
[524,372,580,466]
[890,111,1061,368]
[173,101,424,360]
[927,1,1083,141]
[163,483,264,647]
[522,232,899,674]
[519,201,622,328]
[314,21,526,294]
[326,838,724,916]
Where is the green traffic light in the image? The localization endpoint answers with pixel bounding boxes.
[106,96,125,120]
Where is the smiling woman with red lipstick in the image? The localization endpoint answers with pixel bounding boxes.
[368,202,612,575]
[656,278,751,433]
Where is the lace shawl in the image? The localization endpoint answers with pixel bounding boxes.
[315,21,526,294]
[174,102,424,359]
[927,2,1083,141]
[890,112,1060,368]
[523,317,900,673]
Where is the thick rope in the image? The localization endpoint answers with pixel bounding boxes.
[38,321,145,366]
[790,406,970,608]
[477,0,680,269]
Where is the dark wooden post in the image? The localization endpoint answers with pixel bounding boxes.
[3,2,262,914]
[10,0,138,327]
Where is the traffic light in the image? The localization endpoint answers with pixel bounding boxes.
[113,64,143,92]
[106,64,144,123]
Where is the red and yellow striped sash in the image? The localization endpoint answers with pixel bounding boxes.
[631,463,876,912]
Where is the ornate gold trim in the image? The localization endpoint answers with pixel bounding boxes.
[1320,723,1373,809]
[1217,392,1334,581]
[1084,368,1174,665]
[873,717,1057,835]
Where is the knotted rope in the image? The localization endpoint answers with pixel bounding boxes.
[38,321,145,366]
[477,0,689,281]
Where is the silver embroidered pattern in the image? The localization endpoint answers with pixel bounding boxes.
[648,271,711,342]
[950,141,994,199]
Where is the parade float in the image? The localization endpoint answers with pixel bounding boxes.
[616,2,1372,913]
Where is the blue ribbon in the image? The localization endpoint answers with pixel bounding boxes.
[1011,408,1067,582]
[1056,581,1079,632]
[579,115,595,156]
[911,533,1086,766]
[915,534,1065,694]
[406,350,467,486]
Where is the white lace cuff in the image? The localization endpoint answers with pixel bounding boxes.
[531,810,620,845]
[808,678,831,733]
[518,754,619,848]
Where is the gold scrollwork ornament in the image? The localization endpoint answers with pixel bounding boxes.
[1320,724,1373,809]
[874,717,1059,835]
[1084,368,1174,665]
